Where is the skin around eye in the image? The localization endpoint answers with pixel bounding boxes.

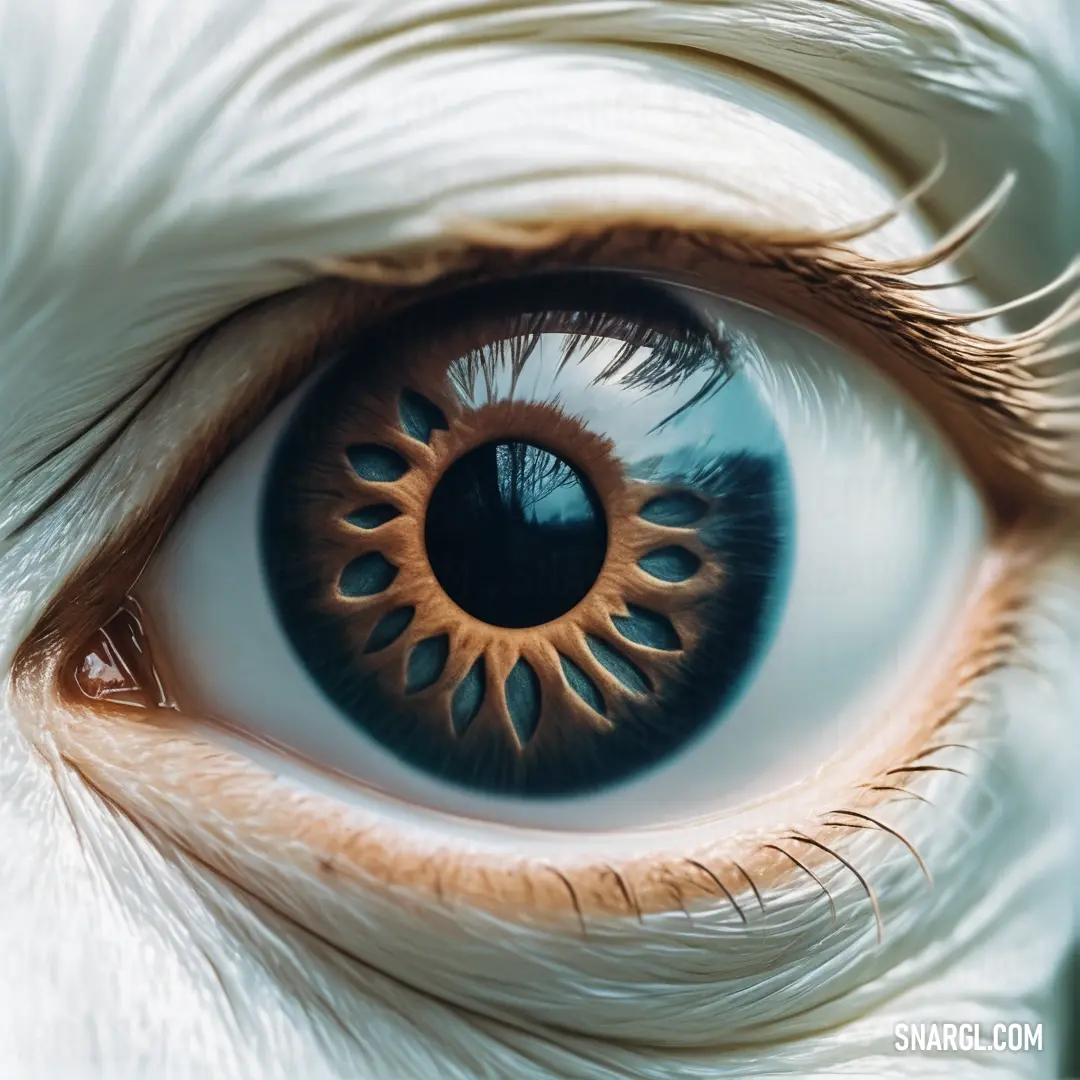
[130,270,986,828]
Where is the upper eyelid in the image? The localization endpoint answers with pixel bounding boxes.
[7,209,1078,551]
[343,217,1079,518]
[10,214,1079,683]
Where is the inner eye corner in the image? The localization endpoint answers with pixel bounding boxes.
[63,595,171,712]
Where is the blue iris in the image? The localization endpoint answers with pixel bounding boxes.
[261,272,793,798]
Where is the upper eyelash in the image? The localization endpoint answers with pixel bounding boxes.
[6,168,1078,551]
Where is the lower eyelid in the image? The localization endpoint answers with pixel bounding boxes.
[15,525,1072,1045]
[42,532,1033,917]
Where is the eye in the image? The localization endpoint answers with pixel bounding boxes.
[226,274,787,801]
[119,268,983,826]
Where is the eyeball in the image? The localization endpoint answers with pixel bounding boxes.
[131,270,985,827]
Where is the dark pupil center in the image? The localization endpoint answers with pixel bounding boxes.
[424,440,607,628]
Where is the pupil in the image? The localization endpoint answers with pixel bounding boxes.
[424,440,607,628]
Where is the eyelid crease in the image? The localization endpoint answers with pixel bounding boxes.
[1,347,191,542]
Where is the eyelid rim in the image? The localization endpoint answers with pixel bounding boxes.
[312,227,1079,523]
[395,225,1079,522]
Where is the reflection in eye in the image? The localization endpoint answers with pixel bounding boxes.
[260,274,793,795]
[121,266,984,828]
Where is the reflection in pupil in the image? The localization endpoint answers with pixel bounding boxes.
[425,440,607,628]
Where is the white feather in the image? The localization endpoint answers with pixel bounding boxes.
[0,1,1076,1077]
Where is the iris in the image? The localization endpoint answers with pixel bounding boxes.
[261,273,793,796]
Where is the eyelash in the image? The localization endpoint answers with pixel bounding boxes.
[7,177,1079,544]
[11,193,1079,956]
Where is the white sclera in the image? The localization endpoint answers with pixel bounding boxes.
[137,288,985,829]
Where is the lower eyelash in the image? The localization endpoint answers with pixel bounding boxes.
[504,527,1054,932]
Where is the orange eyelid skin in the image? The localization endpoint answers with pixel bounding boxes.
[11,211,1079,927]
